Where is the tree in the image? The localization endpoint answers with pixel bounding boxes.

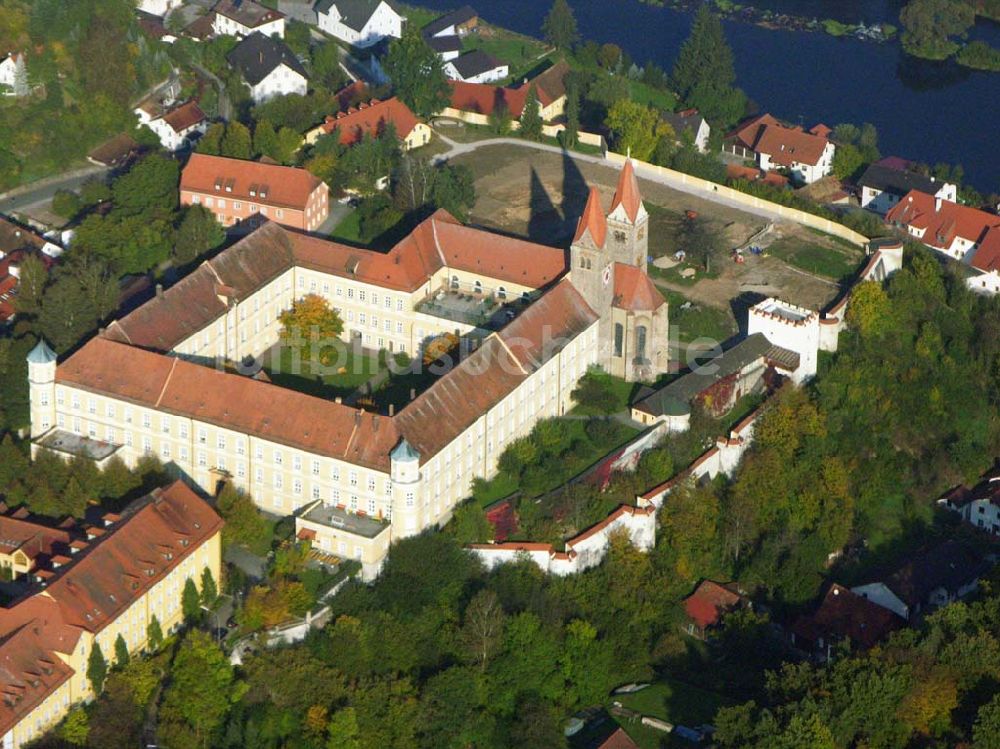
[384,27,450,117]
[13,252,46,317]
[216,483,271,554]
[52,189,81,219]
[832,142,864,180]
[60,706,90,745]
[846,280,892,338]
[519,85,543,141]
[460,589,505,672]
[900,0,975,60]
[430,163,475,220]
[974,694,1000,748]
[571,369,621,413]
[327,707,361,749]
[542,0,579,50]
[147,614,164,652]
[183,577,202,623]
[220,122,253,160]
[174,205,224,265]
[279,293,345,365]
[200,567,218,608]
[252,119,277,159]
[114,632,130,668]
[87,640,108,694]
[561,82,580,148]
[198,123,225,155]
[158,630,242,749]
[112,154,180,218]
[605,99,670,161]
[670,5,747,126]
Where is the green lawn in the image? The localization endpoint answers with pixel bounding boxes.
[662,290,738,345]
[610,678,734,749]
[629,80,678,112]
[329,210,362,244]
[474,474,520,508]
[263,344,384,400]
[464,34,552,81]
[397,2,439,30]
[766,236,862,280]
[567,371,639,416]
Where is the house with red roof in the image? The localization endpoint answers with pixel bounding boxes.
[134,98,208,152]
[440,59,570,127]
[682,580,747,639]
[724,113,835,185]
[0,218,58,325]
[304,94,431,151]
[792,584,904,660]
[885,189,1000,293]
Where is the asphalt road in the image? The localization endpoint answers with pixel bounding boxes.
[0,166,109,215]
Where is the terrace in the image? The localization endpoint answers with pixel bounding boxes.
[415,285,535,330]
[34,429,121,466]
[300,502,390,540]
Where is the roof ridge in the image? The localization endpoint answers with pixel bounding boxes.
[104,321,132,345]
[492,332,528,375]
[154,356,180,408]
[430,218,447,266]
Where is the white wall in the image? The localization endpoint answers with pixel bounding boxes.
[250,64,307,103]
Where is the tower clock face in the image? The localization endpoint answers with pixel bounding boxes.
[602,266,612,286]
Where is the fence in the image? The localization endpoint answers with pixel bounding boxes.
[604,151,869,247]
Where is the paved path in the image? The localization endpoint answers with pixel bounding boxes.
[431,133,841,228]
[0,166,109,214]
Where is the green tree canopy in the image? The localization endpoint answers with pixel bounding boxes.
[900,0,975,59]
[542,0,579,50]
[384,27,450,117]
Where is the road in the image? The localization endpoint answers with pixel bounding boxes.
[0,166,109,215]
[431,133,842,228]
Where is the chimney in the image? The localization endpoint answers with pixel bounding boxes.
[372,414,379,431]
[259,51,263,65]
[388,403,394,416]
[354,409,362,426]
[155,283,163,297]
[935,196,942,212]
[409,388,416,400]
[334,396,342,404]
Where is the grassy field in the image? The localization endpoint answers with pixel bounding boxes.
[630,79,678,112]
[610,678,734,749]
[464,32,553,81]
[663,290,738,345]
[396,2,438,30]
[263,345,383,400]
[329,210,362,244]
[766,235,863,280]
[568,371,639,417]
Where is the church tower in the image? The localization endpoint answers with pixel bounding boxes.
[605,160,649,272]
[570,186,615,326]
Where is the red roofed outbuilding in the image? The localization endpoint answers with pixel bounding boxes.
[682,580,747,639]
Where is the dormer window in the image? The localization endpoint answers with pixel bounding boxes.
[179,539,189,548]
[614,230,626,243]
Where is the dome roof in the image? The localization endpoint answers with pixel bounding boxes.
[26,339,57,365]
[390,438,420,462]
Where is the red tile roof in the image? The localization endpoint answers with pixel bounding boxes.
[886,190,1000,252]
[0,217,47,256]
[319,97,422,145]
[0,622,75,738]
[728,113,831,167]
[613,263,665,312]
[792,584,903,650]
[597,727,640,749]
[446,59,567,118]
[180,153,325,210]
[161,101,207,134]
[574,187,608,246]
[610,160,642,223]
[0,515,73,562]
[683,580,743,630]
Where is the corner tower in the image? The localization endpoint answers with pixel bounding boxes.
[27,338,57,438]
[570,187,615,333]
[606,160,649,272]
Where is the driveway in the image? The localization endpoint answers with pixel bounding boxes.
[0,166,109,215]
[224,545,268,582]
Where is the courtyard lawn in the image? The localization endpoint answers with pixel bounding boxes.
[329,210,362,244]
[568,370,639,417]
[262,344,384,401]
[766,235,863,280]
[663,290,738,346]
[463,28,552,81]
[629,80,677,112]
[397,2,438,30]
[610,678,734,749]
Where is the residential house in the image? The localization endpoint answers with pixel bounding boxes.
[134,99,208,152]
[425,34,463,62]
[227,33,308,103]
[304,96,431,150]
[0,507,77,581]
[30,161,665,581]
[0,481,222,749]
[212,0,286,38]
[441,59,570,126]
[791,584,904,661]
[0,218,58,324]
[136,0,182,17]
[315,0,404,48]
[885,190,1000,293]
[858,160,957,215]
[851,540,989,621]
[179,153,330,232]
[938,465,1000,536]
[724,113,835,185]
[681,580,747,639]
[0,53,27,97]
[663,109,710,153]
[422,5,478,38]
[443,49,508,84]
[136,10,178,42]
[86,134,140,168]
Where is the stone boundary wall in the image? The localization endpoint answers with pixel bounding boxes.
[604,150,869,247]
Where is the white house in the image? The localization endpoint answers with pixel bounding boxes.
[851,540,987,621]
[858,162,956,215]
[315,0,404,48]
[212,0,286,38]
[725,114,835,185]
[0,53,28,97]
[227,33,309,103]
[938,467,1000,536]
[134,100,208,152]
[746,298,819,384]
[443,50,508,84]
[663,109,711,153]
[136,0,182,17]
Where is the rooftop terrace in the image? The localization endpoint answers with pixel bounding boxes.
[35,429,121,462]
[301,501,390,539]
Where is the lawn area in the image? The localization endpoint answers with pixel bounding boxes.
[610,678,734,749]
[662,290,738,345]
[328,205,414,251]
[766,235,863,280]
[629,80,677,112]
[262,344,384,400]
[567,370,639,416]
[464,31,552,81]
[329,210,362,244]
[397,2,438,30]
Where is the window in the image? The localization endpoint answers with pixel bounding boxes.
[349,495,358,511]
[273,450,283,465]
[635,325,648,361]
[293,455,302,472]
[198,452,207,467]
[359,290,366,302]
[293,479,302,495]
[384,296,391,309]
[331,466,340,482]
[255,468,264,484]
[237,462,246,478]
[198,428,207,445]
[368,497,376,515]
[371,293,378,306]
[217,434,226,450]
[349,471,358,487]
[312,485,321,500]
[274,474,283,490]
[614,323,624,357]
[396,299,403,311]
[367,476,376,492]
[142,413,151,429]
[396,321,403,334]
[256,444,264,460]
[405,491,415,507]
[236,439,245,456]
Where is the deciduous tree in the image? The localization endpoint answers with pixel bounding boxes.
[542,0,579,50]
[384,27,450,117]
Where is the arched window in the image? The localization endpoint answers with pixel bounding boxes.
[497,286,507,299]
[585,259,592,270]
[579,256,587,268]
[473,280,483,294]
[451,275,459,289]
[635,325,648,361]
[613,323,624,357]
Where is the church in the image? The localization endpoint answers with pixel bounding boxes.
[29,161,668,579]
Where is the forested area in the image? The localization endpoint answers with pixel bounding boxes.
[0,0,171,189]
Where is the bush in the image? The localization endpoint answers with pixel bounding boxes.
[52,189,82,219]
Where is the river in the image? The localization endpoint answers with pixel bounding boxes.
[412,0,1000,190]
